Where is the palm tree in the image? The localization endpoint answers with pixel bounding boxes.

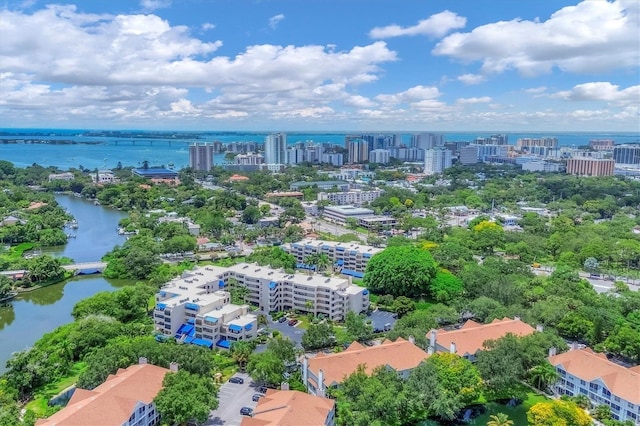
[487,413,514,426]
[528,361,560,391]
[230,341,253,371]
[315,253,331,275]
[304,254,318,275]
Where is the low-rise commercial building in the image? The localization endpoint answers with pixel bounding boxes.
[290,180,350,191]
[242,388,335,426]
[549,348,640,424]
[428,317,537,362]
[283,240,383,276]
[154,269,257,349]
[36,362,171,426]
[358,216,398,230]
[317,189,383,206]
[304,338,428,396]
[322,205,374,225]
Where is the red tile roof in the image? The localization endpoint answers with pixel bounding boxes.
[241,390,334,426]
[35,364,171,426]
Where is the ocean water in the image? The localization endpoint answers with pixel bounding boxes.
[1,129,638,171]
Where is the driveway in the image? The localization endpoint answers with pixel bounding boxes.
[368,310,397,331]
[206,372,260,426]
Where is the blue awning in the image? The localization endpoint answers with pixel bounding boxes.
[350,251,357,255]
[305,245,314,249]
[192,338,214,348]
[336,247,345,251]
[342,269,365,279]
[160,291,166,297]
[218,279,225,288]
[335,259,344,266]
[269,281,277,289]
[363,253,371,258]
[229,324,242,332]
[245,324,253,330]
[184,336,195,344]
[216,339,231,348]
[362,289,369,295]
[185,303,199,311]
[187,318,195,324]
[296,263,316,270]
[204,316,218,323]
[322,245,330,249]
[156,303,166,310]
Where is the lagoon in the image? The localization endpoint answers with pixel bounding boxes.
[0,195,132,372]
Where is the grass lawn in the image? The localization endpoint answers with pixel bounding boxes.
[26,362,87,417]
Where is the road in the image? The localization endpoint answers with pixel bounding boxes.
[532,267,639,293]
[62,261,107,271]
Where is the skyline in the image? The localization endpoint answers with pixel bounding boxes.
[0,1,639,132]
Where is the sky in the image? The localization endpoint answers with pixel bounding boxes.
[0,0,638,132]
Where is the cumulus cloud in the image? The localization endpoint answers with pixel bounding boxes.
[344,95,376,108]
[524,86,547,94]
[201,22,216,31]
[552,82,639,106]
[269,14,285,29]
[376,85,441,104]
[433,0,640,75]
[369,10,466,39]
[457,73,486,85]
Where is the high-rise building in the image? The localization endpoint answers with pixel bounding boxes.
[264,133,287,164]
[369,149,390,164]
[411,133,444,150]
[613,144,640,165]
[345,136,369,164]
[424,148,452,175]
[516,137,558,150]
[459,146,479,165]
[189,143,214,171]
[566,158,614,176]
[473,134,509,145]
[589,139,615,151]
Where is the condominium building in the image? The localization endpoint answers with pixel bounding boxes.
[613,144,640,165]
[589,139,615,151]
[428,317,537,362]
[322,205,375,225]
[473,134,508,145]
[549,348,640,424]
[317,189,383,206]
[243,388,335,426]
[424,147,452,175]
[566,158,615,176]
[290,180,350,191]
[283,239,383,277]
[154,269,258,349]
[234,152,264,166]
[324,169,376,181]
[303,338,429,396]
[369,149,391,164]
[459,146,479,165]
[189,143,214,171]
[36,362,171,426]
[345,136,369,164]
[516,137,558,150]
[264,133,287,165]
[411,133,444,150]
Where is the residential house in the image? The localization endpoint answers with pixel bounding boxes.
[36,361,172,426]
[550,348,640,424]
[304,338,429,396]
[241,387,335,426]
[428,317,538,362]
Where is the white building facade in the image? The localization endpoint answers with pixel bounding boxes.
[424,148,452,175]
[264,133,287,165]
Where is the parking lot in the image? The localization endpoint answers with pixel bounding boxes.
[368,310,397,332]
[267,318,304,346]
[206,372,261,426]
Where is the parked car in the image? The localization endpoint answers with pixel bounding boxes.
[256,386,268,394]
[240,407,253,416]
[229,376,244,384]
[278,316,287,323]
[252,394,263,402]
[288,319,298,326]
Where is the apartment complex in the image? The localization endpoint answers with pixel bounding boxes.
[613,144,640,166]
[242,389,336,426]
[428,318,537,362]
[516,137,558,150]
[424,147,452,175]
[549,348,640,424]
[304,338,429,396]
[154,269,257,349]
[589,139,615,151]
[264,133,287,165]
[283,239,383,276]
[317,189,383,206]
[36,362,171,426]
[566,158,615,176]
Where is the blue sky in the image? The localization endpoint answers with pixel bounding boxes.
[0,0,638,131]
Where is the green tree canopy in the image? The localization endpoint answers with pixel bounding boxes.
[154,370,218,426]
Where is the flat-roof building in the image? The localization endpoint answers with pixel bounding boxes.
[549,348,640,424]
[317,189,383,206]
[566,158,615,176]
[322,205,374,225]
[154,269,257,349]
[132,167,179,180]
[283,239,383,276]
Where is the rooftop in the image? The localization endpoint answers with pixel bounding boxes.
[324,205,374,215]
[241,390,334,426]
[550,348,640,404]
[307,338,429,386]
[132,167,178,177]
[35,364,170,426]
[431,318,536,356]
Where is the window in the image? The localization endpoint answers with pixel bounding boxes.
[602,388,611,398]
[589,383,599,392]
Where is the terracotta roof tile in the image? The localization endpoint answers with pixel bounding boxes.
[549,348,640,405]
[241,390,334,426]
[36,364,171,426]
[430,318,536,356]
[307,338,428,386]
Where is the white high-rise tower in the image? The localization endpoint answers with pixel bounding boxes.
[265,133,287,165]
